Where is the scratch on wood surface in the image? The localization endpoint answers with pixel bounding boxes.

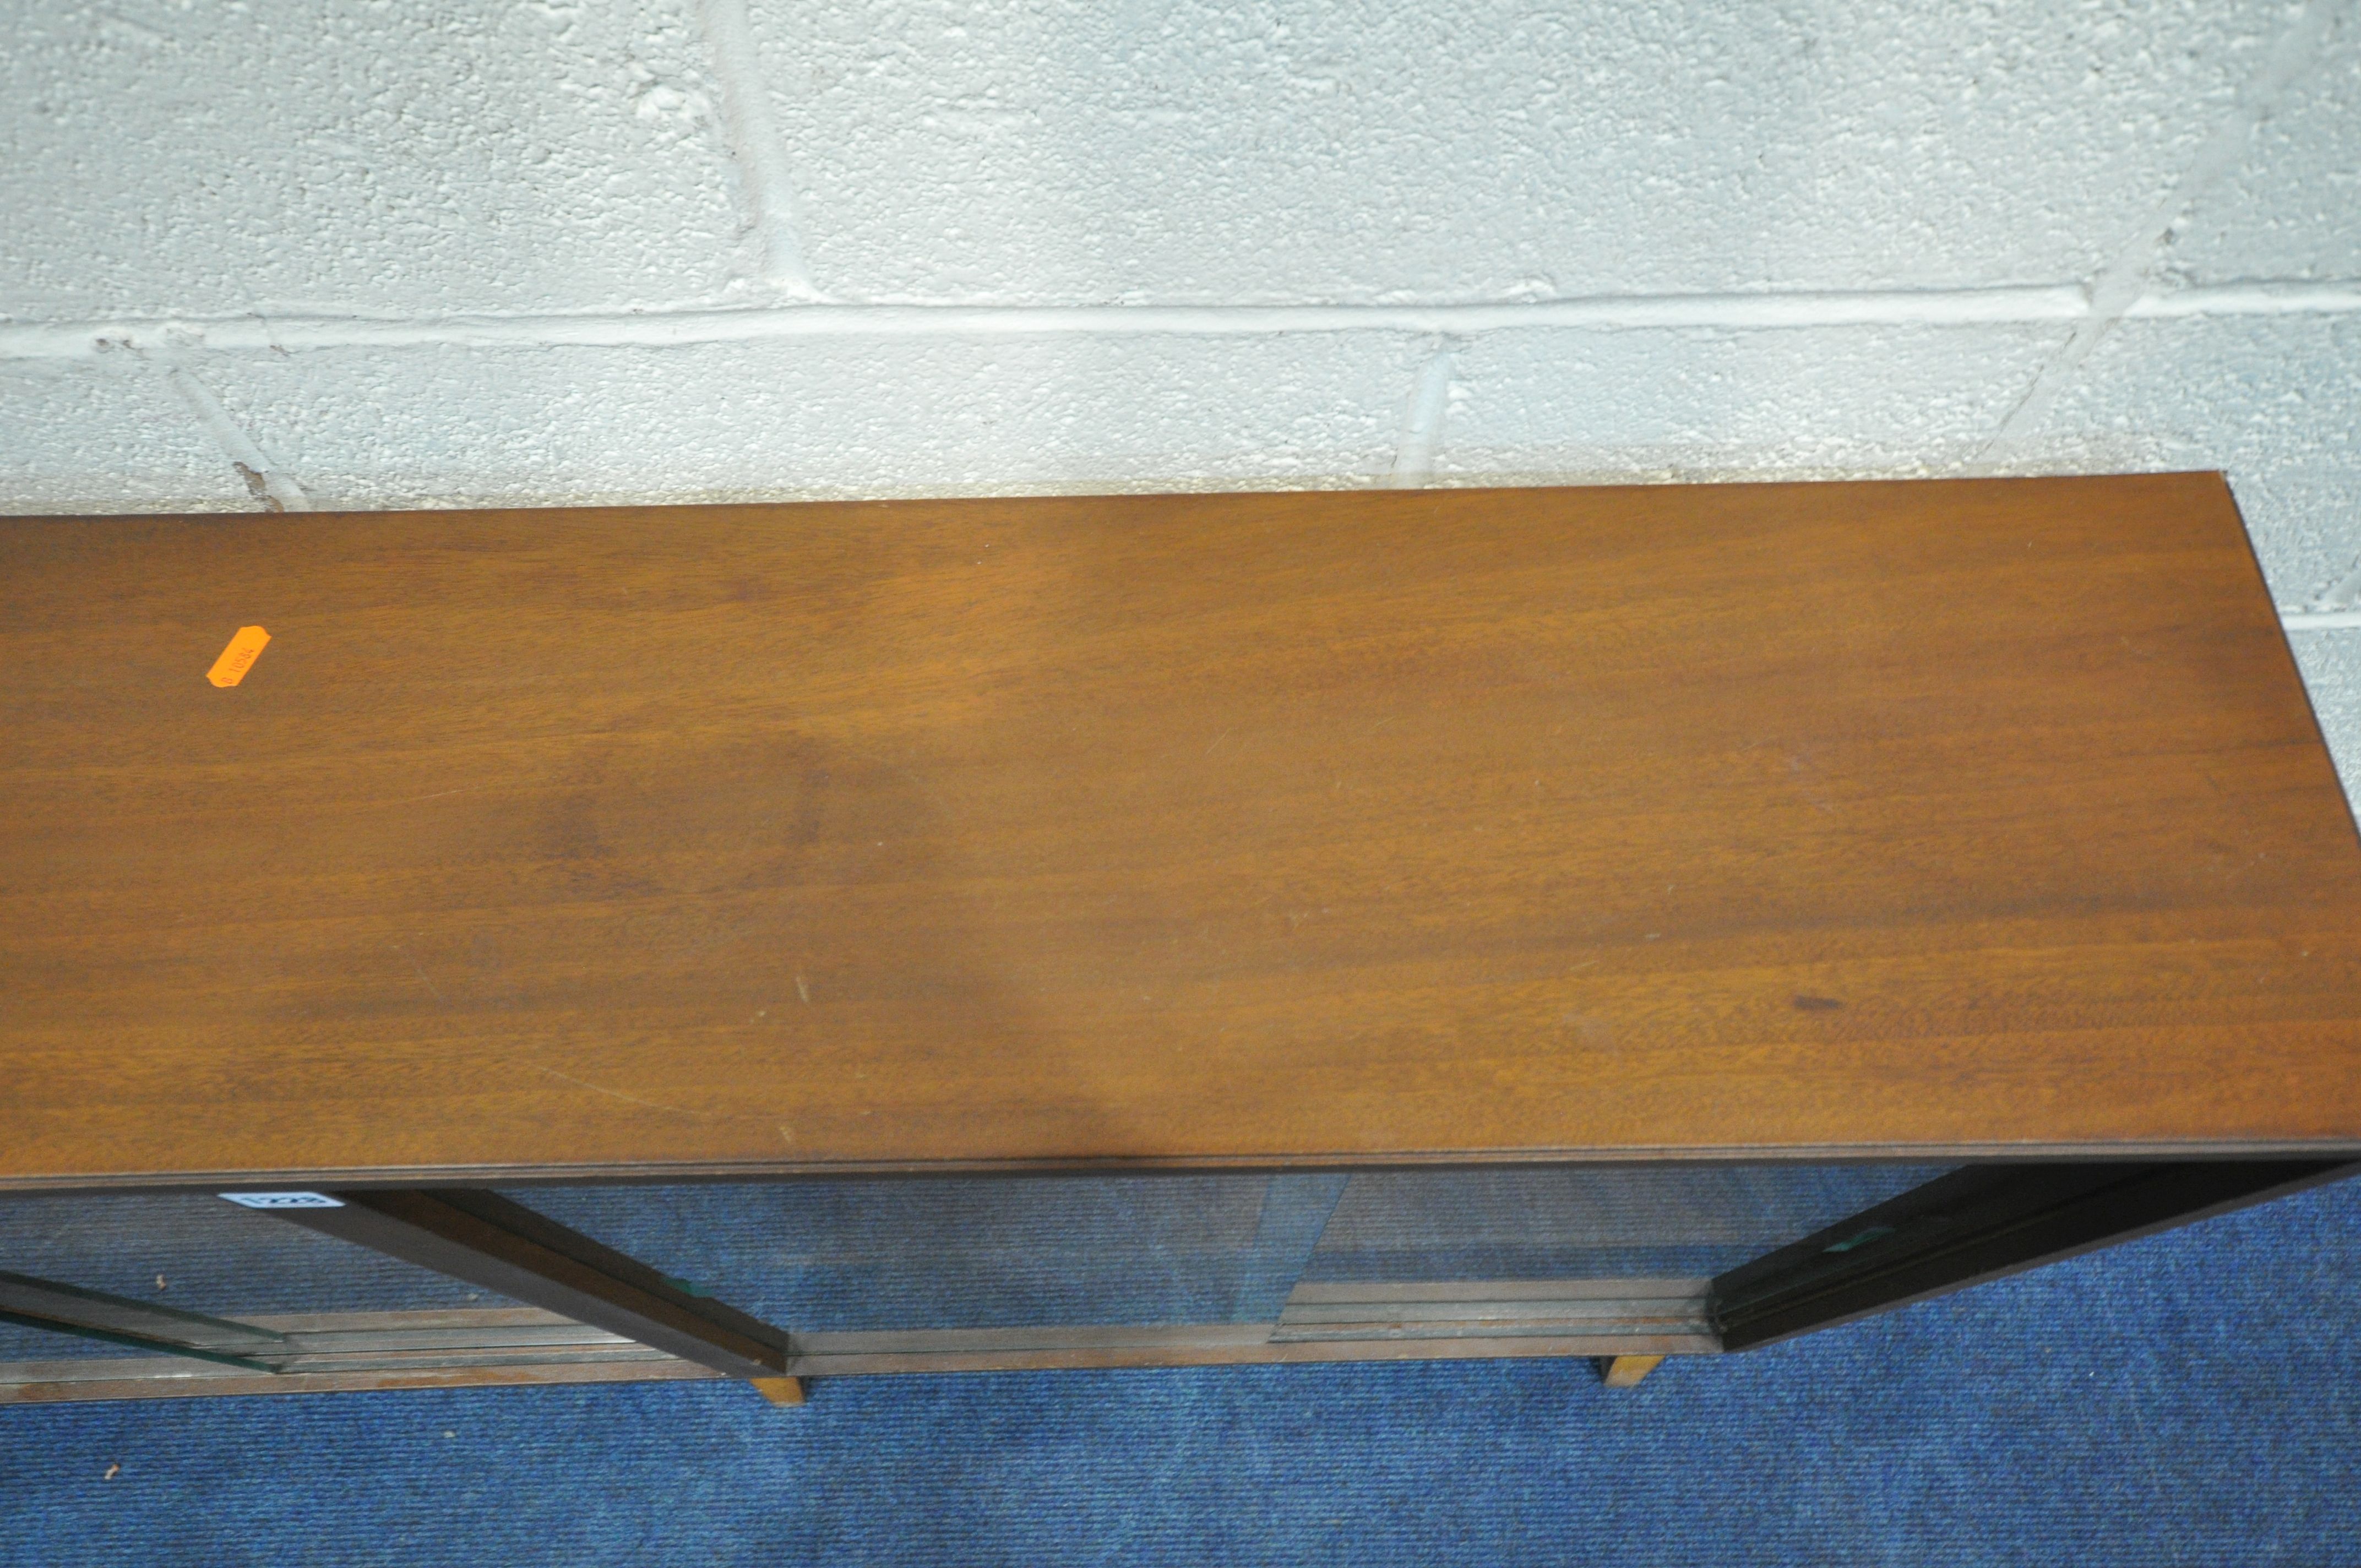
[376,786,489,808]
[537,1068,703,1120]
[390,943,444,1002]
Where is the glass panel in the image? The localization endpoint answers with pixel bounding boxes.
[504,1163,1954,1335]
[507,1173,1347,1331]
[0,1193,513,1362]
[1303,1164,1959,1283]
[0,1163,1969,1365]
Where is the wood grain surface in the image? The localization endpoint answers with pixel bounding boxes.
[4,475,2359,1188]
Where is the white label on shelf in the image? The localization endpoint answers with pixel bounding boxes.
[218,1191,346,1209]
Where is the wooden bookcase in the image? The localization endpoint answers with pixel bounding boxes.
[3,475,2354,1403]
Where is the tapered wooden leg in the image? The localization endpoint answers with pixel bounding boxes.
[1597,1354,1664,1389]
[750,1376,807,1406]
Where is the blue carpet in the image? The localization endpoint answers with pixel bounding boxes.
[3,1176,2357,1567]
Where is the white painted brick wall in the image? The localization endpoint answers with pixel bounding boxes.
[2,0,2358,796]
[740,0,2294,300]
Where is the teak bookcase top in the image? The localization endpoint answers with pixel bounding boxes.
[4,474,2358,1189]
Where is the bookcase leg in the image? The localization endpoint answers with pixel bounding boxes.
[750,1376,807,1407]
[1597,1354,1664,1389]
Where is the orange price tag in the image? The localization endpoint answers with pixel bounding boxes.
[206,625,271,688]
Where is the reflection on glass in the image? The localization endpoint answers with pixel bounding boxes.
[1305,1165,1957,1282]
[0,1163,1967,1366]
[509,1175,1343,1331]
[0,1194,510,1362]
[509,1164,1954,1334]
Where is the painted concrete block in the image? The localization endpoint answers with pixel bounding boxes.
[2287,629,2361,810]
[751,0,2290,303]
[0,0,743,320]
[0,360,248,514]
[2165,12,2361,284]
[175,332,1412,511]
[1428,323,2070,482]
